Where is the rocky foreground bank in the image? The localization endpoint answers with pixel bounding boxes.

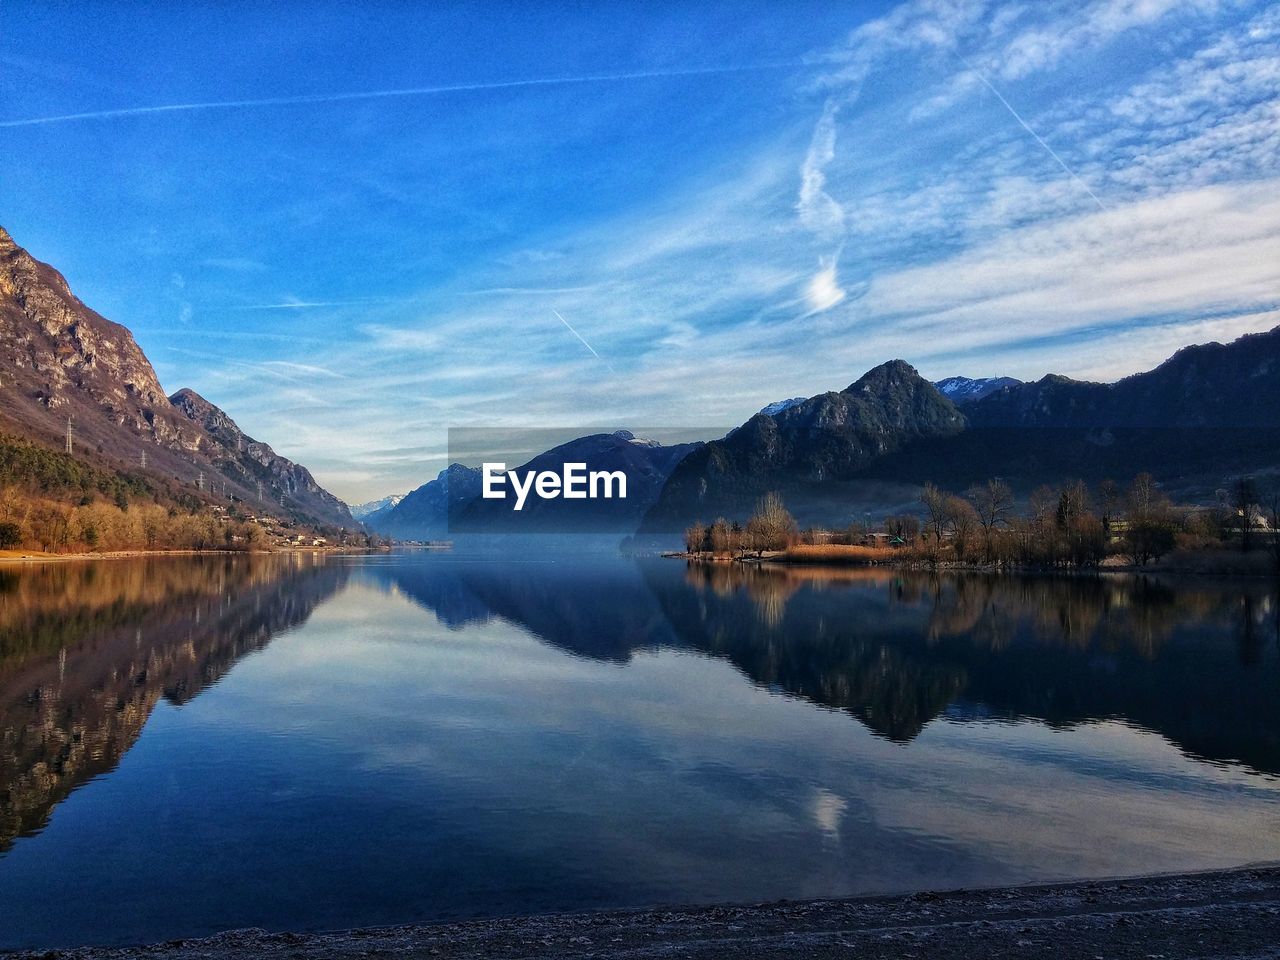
[11,865,1280,960]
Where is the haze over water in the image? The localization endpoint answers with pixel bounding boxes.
[1,550,1278,949]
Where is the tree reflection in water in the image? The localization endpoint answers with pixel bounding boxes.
[0,554,349,852]
[367,556,1280,774]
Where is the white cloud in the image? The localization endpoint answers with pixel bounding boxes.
[161,0,1280,502]
[859,179,1280,345]
[804,253,847,313]
[996,0,1217,79]
[797,99,845,237]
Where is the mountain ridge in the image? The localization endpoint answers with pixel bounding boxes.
[351,494,405,521]
[644,327,1280,528]
[371,431,703,538]
[644,360,965,526]
[0,225,352,529]
[168,387,351,526]
[371,463,482,540]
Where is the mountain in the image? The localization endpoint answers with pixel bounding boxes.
[757,397,807,417]
[453,430,701,533]
[369,463,482,540]
[863,326,1280,495]
[168,388,351,527]
[350,494,404,521]
[647,327,1280,528]
[644,361,965,528]
[964,329,1280,429]
[933,376,1021,405]
[373,430,702,538]
[0,225,352,529]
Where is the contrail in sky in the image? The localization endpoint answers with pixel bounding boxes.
[0,61,795,128]
[962,59,1107,213]
[552,309,615,374]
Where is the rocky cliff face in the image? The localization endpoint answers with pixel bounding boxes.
[0,226,196,451]
[0,225,352,528]
[169,387,352,526]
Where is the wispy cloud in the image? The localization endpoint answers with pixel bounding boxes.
[201,257,269,273]
[261,360,348,379]
[797,99,844,236]
[804,252,846,313]
[41,0,1277,503]
[231,296,418,310]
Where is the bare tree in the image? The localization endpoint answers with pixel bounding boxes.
[1125,473,1175,566]
[945,495,980,560]
[967,479,1014,533]
[1265,483,1280,575]
[920,483,948,544]
[709,517,734,554]
[1028,485,1058,527]
[1098,478,1121,537]
[967,479,1013,562]
[1231,476,1259,553]
[744,492,797,554]
[1128,472,1157,516]
[885,513,920,543]
[683,520,707,556]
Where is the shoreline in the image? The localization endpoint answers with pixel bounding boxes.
[669,550,1280,579]
[0,546,381,564]
[9,864,1280,959]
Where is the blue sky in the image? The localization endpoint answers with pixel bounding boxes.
[3,0,1278,502]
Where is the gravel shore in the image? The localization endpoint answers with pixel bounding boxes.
[11,865,1280,960]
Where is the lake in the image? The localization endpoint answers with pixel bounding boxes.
[1,550,1278,949]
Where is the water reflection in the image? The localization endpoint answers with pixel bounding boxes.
[677,566,1279,769]
[0,551,1278,950]
[0,554,348,852]
[364,556,1280,773]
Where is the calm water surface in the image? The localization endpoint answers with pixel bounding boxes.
[1,550,1279,948]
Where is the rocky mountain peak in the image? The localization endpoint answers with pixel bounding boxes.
[1,224,173,424]
[0,225,353,529]
[845,359,926,394]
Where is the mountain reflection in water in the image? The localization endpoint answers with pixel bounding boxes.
[0,554,349,852]
[364,556,1280,774]
[1,549,1278,950]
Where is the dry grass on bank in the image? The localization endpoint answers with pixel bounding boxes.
[780,543,899,565]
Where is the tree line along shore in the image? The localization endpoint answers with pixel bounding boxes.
[681,475,1280,576]
[0,431,382,555]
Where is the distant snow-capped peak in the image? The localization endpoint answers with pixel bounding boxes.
[758,397,807,417]
[350,494,405,519]
[933,376,1021,404]
[612,429,661,447]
